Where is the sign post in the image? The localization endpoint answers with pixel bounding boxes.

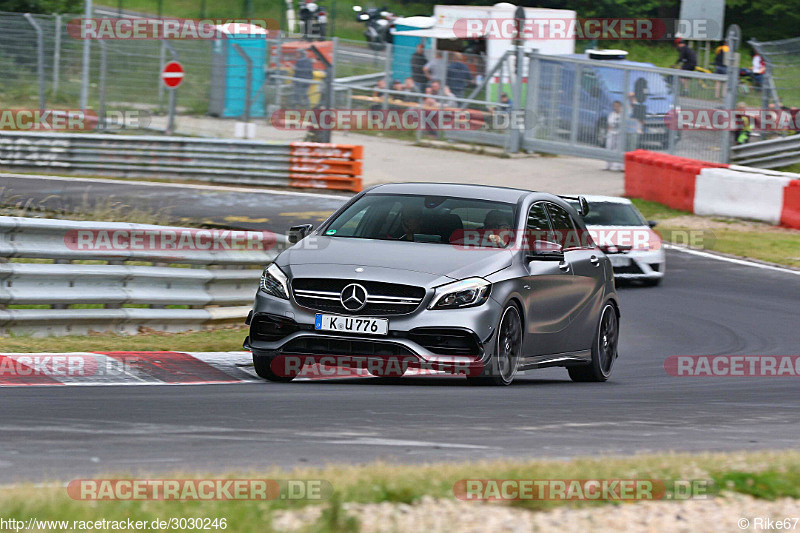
[161,60,184,134]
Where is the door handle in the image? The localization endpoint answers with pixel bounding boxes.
[590,255,600,266]
[558,261,571,272]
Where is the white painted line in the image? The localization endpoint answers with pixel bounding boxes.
[665,244,800,276]
[0,172,351,200]
[320,437,491,449]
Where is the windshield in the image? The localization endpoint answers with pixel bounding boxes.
[322,193,517,247]
[580,202,647,226]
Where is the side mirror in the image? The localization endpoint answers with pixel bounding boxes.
[578,196,590,217]
[648,220,658,228]
[288,224,313,244]
[527,240,564,261]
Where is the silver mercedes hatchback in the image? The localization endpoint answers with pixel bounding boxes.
[244,183,620,385]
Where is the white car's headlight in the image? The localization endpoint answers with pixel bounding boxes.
[428,277,491,310]
[260,263,289,300]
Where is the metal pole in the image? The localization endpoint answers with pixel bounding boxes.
[53,14,62,97]
[80,0,92,110]
[98,40,107,130]
[158,40,166,111]
[167,89,176,134]
[509,45,524,153]
[722,25,741,164]
[382,43,392,111]
[24,14,46,111]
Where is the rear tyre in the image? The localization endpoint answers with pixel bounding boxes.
[467,304,522,386]
[568,302,618,382]
[253,353,298,382]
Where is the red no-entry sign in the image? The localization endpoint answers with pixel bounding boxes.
[161,61,185,89]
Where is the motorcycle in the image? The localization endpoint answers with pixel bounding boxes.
[352,5,394,51]
[299,0,327,40]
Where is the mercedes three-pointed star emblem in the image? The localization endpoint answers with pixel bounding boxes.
[340,283,368,311]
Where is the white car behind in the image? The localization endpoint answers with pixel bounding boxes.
[574,196,665,286]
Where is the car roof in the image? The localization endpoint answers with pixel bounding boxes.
[366,182,536,204]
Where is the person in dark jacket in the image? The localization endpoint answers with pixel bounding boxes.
[674,39,697,95]
[445,52,472,98]
[293,50,313,108]
[674,39,697,71]
[410,43,428,93]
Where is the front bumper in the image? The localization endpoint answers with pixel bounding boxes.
[608,248,666,279]
[245,288,503,371]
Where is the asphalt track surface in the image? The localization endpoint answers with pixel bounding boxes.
[0,173,350,231]
[1,246,799,483]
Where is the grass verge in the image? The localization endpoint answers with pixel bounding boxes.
[1,451,799,532]
[0,326,248,353]
[631,198,800,268]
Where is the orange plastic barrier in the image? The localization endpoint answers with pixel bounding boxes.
[781,180,800,229]
[624,150,727,212]
[288,142,363,192]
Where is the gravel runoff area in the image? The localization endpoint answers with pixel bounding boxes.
[273,493,800,532]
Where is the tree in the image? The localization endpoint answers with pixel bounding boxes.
[0,0,83,14]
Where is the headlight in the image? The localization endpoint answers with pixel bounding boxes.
[428,277,491,310]
[260,263,289,300]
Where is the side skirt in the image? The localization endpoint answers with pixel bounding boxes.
[518,350,591,371]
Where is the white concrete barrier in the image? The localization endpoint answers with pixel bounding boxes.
[694,168,793,225]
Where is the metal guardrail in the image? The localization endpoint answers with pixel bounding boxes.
[0,216,287,336]
[730,134,800,169]
[0,132,364,192]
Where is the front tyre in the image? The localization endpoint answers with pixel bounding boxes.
[568,302,618,382]
[253,353,298,382]
[467,304,522,386]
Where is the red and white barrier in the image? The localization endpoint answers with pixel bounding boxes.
[624,150,800,229]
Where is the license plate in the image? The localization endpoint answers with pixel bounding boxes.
[314,314,388,336]
[609,255,631,268]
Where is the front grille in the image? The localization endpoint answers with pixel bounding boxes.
[407,328,482,356]
[281,336,416,357]
[292,278,425,316]
[613,262,644,274]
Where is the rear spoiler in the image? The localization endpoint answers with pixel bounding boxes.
[558,195,591,217]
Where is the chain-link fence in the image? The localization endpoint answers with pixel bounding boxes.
[525,53,732,163]
[0,11,215,121]
[749,37,800,108]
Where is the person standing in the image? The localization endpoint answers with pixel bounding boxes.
[423,52,446,89]
[605,101,624,171]
[292,50,313,108]
[752,52,766,89]
[674,39,697,95]
[446,52,472,98]
[410,43,428,93]
[714,42,729,98]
